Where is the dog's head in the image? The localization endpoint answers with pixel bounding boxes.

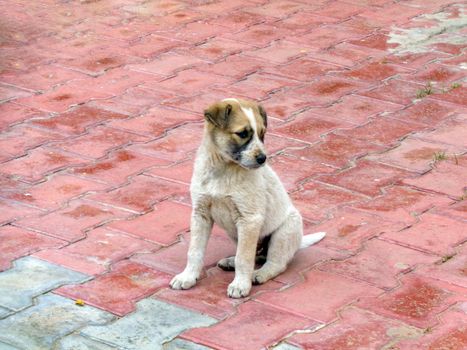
[204,98,268,169]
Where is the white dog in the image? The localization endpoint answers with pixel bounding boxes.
[170,98,325,298]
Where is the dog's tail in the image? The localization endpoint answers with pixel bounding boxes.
[300,232,326,249]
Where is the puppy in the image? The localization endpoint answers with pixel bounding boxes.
[170,98,325,298]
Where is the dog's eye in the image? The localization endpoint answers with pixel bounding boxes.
[235,130,249,139]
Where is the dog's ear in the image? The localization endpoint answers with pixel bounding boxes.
[204,102,232,128]
[258,104,267,128]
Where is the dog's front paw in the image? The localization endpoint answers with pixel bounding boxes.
[227,278,252,298]
[170,272,198,290]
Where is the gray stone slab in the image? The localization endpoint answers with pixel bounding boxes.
[0,307,12,319]
[0,257,89,311]
[272,343,302,350]
[56,335,118,350]
[0,342,21,350]
[82,299,217,350]
[163,338,213,350]
[0,294,115,350]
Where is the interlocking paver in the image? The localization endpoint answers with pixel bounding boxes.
[0,125,64,162]
[56,335,117,350]
[146,70,235,97]
[206,10,264,31]
[0,341,19,349]
[1,174,109,210]
[176,37,253,62]
[367,137,463,173]
[281,10,340,31]
[145,160,193,185]
[290,181,367,221]
[0,199,42,225]
[88,174,188,213]
[0,257,88,311]
[129,123,202,162]
[317,160,416,197]
[290,76,370,106]
[50,125,149,159]
[81,298,216,350]
[309,208,406,252]
[309,42,385,68]
[34,227,158,275]
[0,103,45,131]
[389,99,457,126]
[287,133,385,168]
[1,0,466,348]
[56,260,172,316]
[244,40,312,64]
[402,63,465,85]
[335,116,423,147]
[0,147,88,183]
[257,270,382,323]
[107,200,192,245]
[15,83,113,113]
[339,60,413,82]
[272,244,350,285]
[392,306,467,349]
[15,199,131,242]
[289,24,368,50]
[0,225,64,271]
[264,57,340,83]
[382,213,467,256]
[402,156,467,198]
[315,94,403,125]
[268,154,334,192]
[414,116,467,148]
[156,267,283,320]
[260,93,311,120]
[164,338,213,350]
[320,238,438,290]
[0,294,114,350]
[357,275,465,328]
[183,301,315,350]
[129,52,207,76]
[351,185,452,225]
[222,23,291,48]
[1,65,87,92]
[71,149,171,186]
[131,229,236,275]
[272,111,352,144]
[30,105,129,135]
[228,72,298,100]
[0,84,31,103]
[287,307,422,350]
[196,54,267,79]
[415,243,467,289]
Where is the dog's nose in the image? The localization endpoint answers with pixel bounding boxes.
[256,154,267,165]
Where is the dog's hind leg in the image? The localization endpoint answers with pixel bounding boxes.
[252,211,302,285]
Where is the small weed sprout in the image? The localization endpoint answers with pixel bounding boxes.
[432,151,447,163]
[416,83,434,99]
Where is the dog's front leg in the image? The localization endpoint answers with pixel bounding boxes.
[170,209,212,290]
[227,218,260,298]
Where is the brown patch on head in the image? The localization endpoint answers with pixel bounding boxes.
[204,99,268,167]
[203,99,267,137]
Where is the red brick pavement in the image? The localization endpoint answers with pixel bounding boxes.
[0,0,465,349]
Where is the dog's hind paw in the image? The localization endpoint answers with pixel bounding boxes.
[170,272,198,290]
[217,256,235,271]
[227,278,251,298]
